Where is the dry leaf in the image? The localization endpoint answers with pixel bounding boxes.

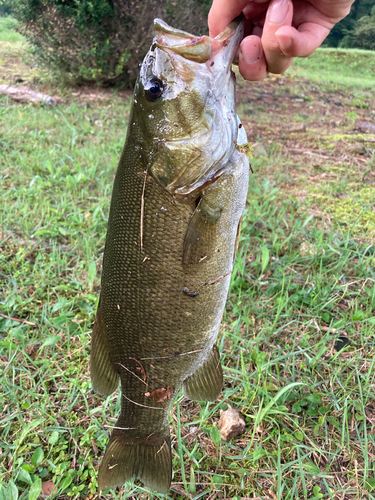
[145,386,173,402]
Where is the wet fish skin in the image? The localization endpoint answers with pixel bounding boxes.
[90,17,249,494]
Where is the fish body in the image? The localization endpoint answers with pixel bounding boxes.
[90,17,249,494]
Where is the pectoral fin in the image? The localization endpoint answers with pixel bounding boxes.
[182,198,223,266]
[182,344,223,401]
[90,301,119,396]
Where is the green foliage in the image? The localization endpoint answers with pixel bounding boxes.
[324,0,375,48]
[10,0,211,87]
[347,5,375,50]
[0,1,11,16]
[0,16,25,42]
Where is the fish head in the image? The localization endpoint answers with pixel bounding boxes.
[133,17,244,197]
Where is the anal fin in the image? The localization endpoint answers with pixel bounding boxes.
[90,300,119,396]
[183,344,223,401]
[98,428,172,494]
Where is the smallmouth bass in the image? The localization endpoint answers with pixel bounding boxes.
[90,17,249,494]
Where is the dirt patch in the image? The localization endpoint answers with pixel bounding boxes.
[236,73,375,238]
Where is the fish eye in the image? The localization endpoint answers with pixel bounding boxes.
[145,77,164,101]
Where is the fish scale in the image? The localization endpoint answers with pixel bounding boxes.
[90,16,249,494]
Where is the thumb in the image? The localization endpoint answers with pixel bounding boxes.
[275,23,332,57]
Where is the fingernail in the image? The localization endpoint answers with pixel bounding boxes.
[268,0,289,24]
[239,43,262,66]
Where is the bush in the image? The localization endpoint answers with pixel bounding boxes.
[11,0,211,87]
[339,5,375,50]
[350,6,375,50]
[323,0,374,48]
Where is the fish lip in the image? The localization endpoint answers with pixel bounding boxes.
[153,18,196,39]
[209,15,244,71]
[151,17,244,68]
[153,18,211,63]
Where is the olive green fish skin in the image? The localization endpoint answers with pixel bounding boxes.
[90,17,249,494]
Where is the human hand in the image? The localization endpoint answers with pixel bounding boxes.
[208,0,355,80]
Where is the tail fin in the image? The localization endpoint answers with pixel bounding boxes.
[98,429,172,494]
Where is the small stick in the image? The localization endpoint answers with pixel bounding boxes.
[103,425,138,430]
[157,440,167,455]
[118,362,148,385]
[0,313,36,326]
[141,348,204,360]
[129,357,147,381]
[202,270,232,286]
[122,394,164,410]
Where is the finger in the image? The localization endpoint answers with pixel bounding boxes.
[275,23,331,57]
[261,0,294,74]
[238,35,268,81]
[208,0,249,37]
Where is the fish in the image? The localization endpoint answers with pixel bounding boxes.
[90,16,249,494]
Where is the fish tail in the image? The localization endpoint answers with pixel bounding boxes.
[98,427,172,494]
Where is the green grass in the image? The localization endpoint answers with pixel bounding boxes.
[1,23,375,500]
[289,47,375,89]
[0,17,25,42]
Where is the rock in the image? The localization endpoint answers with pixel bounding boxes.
[0,85,57,106]
[217,405,246,441]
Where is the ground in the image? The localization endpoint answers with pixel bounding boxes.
[1,17,375,500]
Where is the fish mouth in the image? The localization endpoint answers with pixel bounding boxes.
[153,19,211,63]
[153,17,244,69]
[209,16,244,70]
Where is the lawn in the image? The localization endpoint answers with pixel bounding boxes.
[1,16,375,500]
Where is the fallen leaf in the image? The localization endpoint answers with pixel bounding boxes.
[145,386,173,402]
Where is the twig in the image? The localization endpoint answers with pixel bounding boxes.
[103,425,138,430]
[118,362,148,385]
[141,348,204,360]
[129,357,147,381]
[202,270,232,286]
[0,313,36,326]
[122,394,164,410]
